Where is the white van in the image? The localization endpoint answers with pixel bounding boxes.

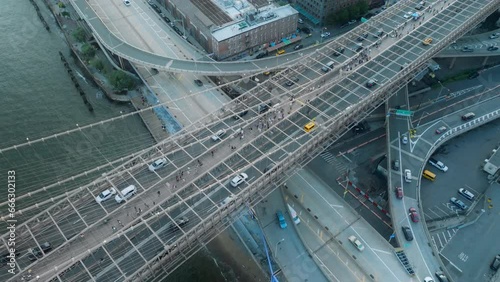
[321,61,335,72]
[404,169,412,183]
[115,185,137,203]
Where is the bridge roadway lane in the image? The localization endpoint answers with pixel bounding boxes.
[439,28,500,57]
[6,0,498,280]
[387,85,500,281]
[284,169,409,281]
[0,0,449,219]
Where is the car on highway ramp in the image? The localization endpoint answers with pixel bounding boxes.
[348,235,365,251]
[276,210,287,229]
[409,207,419,222]
[435,126,447,134]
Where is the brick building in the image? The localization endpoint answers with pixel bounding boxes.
[162,0,299,60]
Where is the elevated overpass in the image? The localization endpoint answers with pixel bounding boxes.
[2,0,499,281]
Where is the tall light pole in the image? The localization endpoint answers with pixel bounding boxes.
[275,238,285,256]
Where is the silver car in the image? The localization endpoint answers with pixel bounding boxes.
[95,188,117,203]
[211,129,226,141]
[148,158,167,172]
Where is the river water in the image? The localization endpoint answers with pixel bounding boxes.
[0,1,233,281]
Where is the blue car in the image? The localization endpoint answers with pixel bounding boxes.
[276,210,287,229]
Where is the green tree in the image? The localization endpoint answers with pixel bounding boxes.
[348,4,360,19]
[109,70,135,91]
[358,0,369,15]
[81,43,96,60]
[90,59,105,72]
[72,27,86,43]
[329,9,349,25]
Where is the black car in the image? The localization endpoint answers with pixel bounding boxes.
[256,52,268,59]
[257,104,271,114]
[194,79,203,86]
[333,47,345,56]
[301,27,311,34]
[161,14,171,23]
[28,242,52,261]
[461,46,473,52]
[487,46,499,51]
[294,44,303,50]
[233,110,248,120]
[401,226,413,241]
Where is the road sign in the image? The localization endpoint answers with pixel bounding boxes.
[394,109,413,117]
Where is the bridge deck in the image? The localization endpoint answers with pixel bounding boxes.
[2,0,498,280]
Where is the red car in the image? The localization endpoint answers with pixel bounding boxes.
[409,207,419,223]
[396,187,403,199]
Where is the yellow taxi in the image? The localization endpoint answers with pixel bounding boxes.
[422,38,432,46]
[304,121,316,132]
[276,49,286,56]
[263,71,271,76]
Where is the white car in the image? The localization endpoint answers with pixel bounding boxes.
[123,0,131,6]
[489,32,500,39]
[211,129,226,141]
[403,12,412,19]
[348,235,365,251]
[230,173,248,187]
[148,158,167,172]
[320,32,331,38]
[401,135,408,144]
[424,277,434,282]
[95,188,116,203]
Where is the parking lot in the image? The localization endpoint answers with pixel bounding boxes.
[420,118,500,282]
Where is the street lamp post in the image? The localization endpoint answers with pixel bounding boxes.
[275,238,285,255]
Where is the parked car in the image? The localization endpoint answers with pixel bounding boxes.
[161,14,171,23]
[396,186,403,199]
[276,210,287,229]
[409,207,419,222]
[347,20,357,25]
[211,129,226,141]
[148,158,167,172]
[435,126,447,134]
[95,188,117,203]
[458,188,475,201]
[123,0,131,6]
[489,32,500,39]
[450,197,468,210]
[487,46,499,51]
[256,52,268,59]
[348,235,365,251]
[298,18,304,24]
[461,46,474,52]
[320,32,331,38]
[230,173,248,187]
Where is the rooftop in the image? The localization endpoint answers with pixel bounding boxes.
[212,5,298,41]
